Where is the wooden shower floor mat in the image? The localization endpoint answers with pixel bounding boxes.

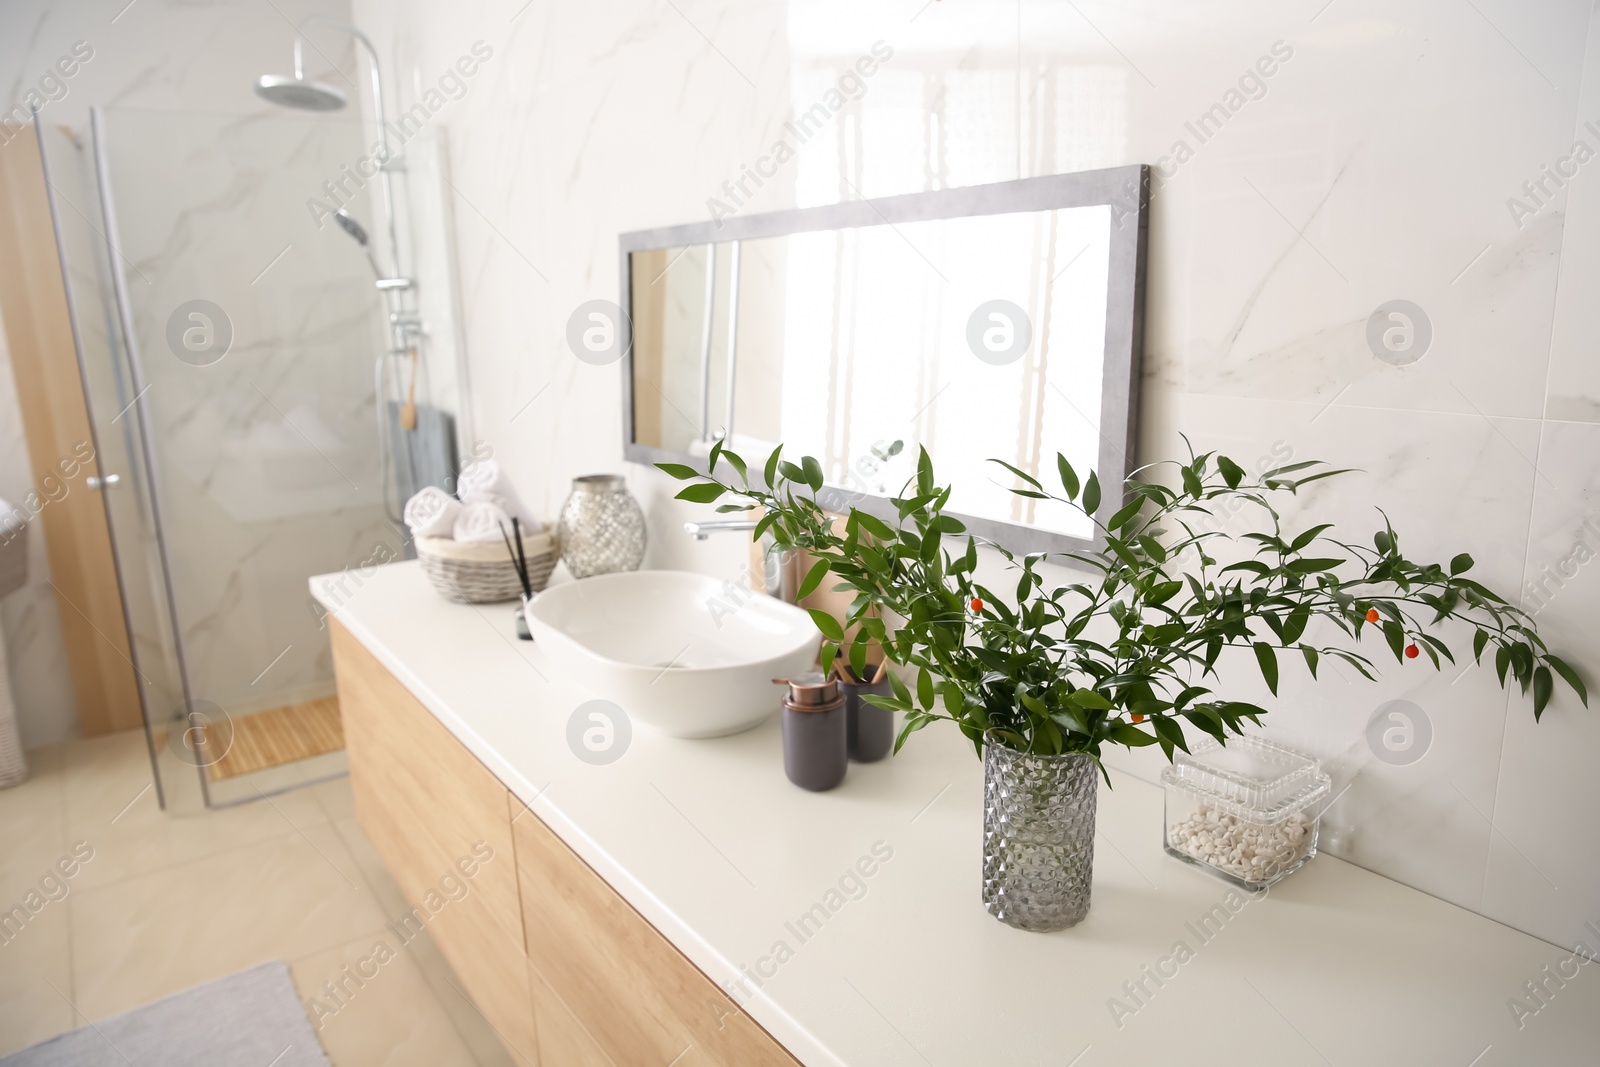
[203,694,344,782]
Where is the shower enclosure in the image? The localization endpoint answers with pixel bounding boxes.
[36,104,470,810]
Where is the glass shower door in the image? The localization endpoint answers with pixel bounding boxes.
[35,118,186,807]
[52,104,406,808]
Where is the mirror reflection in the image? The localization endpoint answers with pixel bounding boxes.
[628,172,1143,549]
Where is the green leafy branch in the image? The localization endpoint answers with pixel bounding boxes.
[659,438,1585,771]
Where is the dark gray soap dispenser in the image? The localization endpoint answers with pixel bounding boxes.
[775,671,848,791]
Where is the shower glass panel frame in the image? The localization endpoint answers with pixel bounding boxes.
[41,104,468,810]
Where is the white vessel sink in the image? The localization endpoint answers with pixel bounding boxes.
[523,570,820,738]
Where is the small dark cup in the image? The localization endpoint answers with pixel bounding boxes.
[838,663,894,762]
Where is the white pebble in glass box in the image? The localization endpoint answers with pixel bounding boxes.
[1162,736,1331,890]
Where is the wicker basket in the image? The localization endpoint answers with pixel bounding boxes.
[417,530,557,604]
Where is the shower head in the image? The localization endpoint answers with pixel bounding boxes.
[254,74,347,111]
[333,208,384,281]
[333,208,369,247]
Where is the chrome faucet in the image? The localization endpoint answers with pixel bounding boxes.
[683,520,800,602]
[683,519,759,541]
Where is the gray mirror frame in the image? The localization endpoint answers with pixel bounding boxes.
[619,163,1149,557]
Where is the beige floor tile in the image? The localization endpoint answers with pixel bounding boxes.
[403,930,521,1067]
[0,901,75,1057]
[290,932,479,1067]
[0,743,68,892]
[70,823,389,1020]
[331,815,411,921]
[330,815,518,1066]
[0,740,65,816]
[63,731,333,891]
[312,776,357,823]
[61,730,159,823]
[12,737,505,1063]
[254,779,337,833]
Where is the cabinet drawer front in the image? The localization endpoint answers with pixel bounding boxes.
[513,811,799,1067]
[527,958,615,1067]
[330,620,538,1064]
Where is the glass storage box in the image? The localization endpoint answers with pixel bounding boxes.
[1161,736,1331,890]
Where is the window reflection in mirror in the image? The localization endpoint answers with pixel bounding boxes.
[631,204,1112,542]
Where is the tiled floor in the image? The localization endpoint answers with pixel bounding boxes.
[0,730,516,1065]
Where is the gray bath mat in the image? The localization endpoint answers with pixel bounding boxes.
[1,960,329,1066]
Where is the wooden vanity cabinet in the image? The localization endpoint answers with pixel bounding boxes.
[331,620,539,1064]
[513,808,800,1066]
[329,618,799,1067]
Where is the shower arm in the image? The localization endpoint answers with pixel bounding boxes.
[292,16,404,283]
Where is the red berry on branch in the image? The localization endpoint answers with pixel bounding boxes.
[1131,713,1146,724]
[970,597,983,613]
[1366,608,1380,623]
[1405,644,1420,659]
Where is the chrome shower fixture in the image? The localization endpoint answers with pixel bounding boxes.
[333,207,368,245]
[253,73,347,111]
[255,16,400,284]
[256,16,418,526]
[334,208,386,281]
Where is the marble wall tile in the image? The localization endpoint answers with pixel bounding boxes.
[1098,390,1550,912]
[1134,1,1589,425]
[1482,419,1600,948]
[88,104,400,717]
[1,0,356,131]
[1544,2,1600,423]
[343,0,1600,944]
[0,0,361,745]
[1477,3,1600,950]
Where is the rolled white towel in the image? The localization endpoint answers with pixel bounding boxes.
[403,486,461,538]
[457,459,515,499]
[458,459,534,524]
[453,499,515,544]
[460,490,544,533]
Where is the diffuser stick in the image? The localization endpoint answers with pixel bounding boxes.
[499,521,532,599]
[513,517,531,595]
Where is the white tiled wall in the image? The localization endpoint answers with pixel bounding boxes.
[346,0,1600,948]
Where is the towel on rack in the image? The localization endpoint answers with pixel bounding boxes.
[403,486,461,538]
[453,499,515,544]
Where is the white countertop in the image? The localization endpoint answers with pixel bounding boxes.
[313,562,1599,1066]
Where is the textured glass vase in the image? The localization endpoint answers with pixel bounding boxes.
[557,475,647,578]
[983,743,1098,931]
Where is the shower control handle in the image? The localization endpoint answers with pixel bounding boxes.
[87,474,121,490]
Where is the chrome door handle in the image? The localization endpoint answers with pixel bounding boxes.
[87,474,121,489]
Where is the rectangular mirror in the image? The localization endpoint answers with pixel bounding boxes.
[622,165,1148,554]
